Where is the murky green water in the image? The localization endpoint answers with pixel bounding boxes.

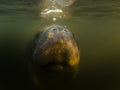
[0,0,120,90]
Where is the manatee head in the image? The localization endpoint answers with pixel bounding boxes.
[28,25,80,88]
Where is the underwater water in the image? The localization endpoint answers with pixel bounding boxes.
[0,0,120,90]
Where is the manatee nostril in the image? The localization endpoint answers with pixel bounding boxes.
[53,28,56,31]
[64,29,67,31]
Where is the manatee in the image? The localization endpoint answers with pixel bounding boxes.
[28,25,80,89]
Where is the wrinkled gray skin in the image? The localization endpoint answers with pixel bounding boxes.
[28,25,80,89]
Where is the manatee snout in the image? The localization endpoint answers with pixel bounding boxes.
[30,25,80,72]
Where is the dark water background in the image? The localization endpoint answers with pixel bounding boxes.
[0,0,120,90]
